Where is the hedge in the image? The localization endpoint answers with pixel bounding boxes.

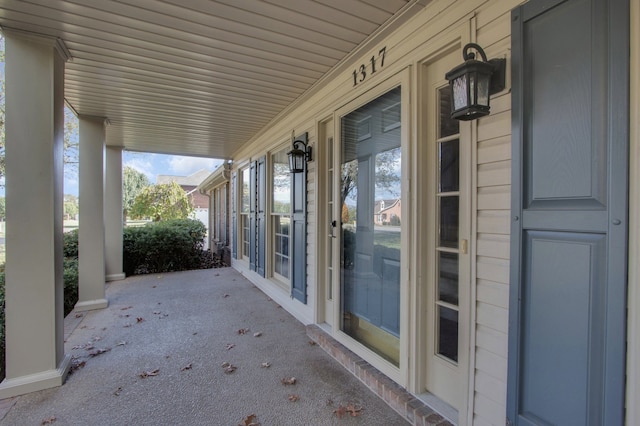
[123,218,207,276]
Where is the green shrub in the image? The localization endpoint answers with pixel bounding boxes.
[63,258,78,317]
[123,218,207,276]
[63,229,79,258]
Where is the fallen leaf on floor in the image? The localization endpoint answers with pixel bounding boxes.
[75,313,83,318]
[41,416,57,425]
[226,343,235,350]
[136,317,144,323]
[253,332,262,337]
[153,311,161,315]
[288,394,299,402]
[88,348,111,357]
[116,341,127,346]
[326,399,333,406]
[181,363,193,371]
[113,387,123,396]
[223,294,230,298]
[123,323,132,328]
[237,328,250,335]
[281,377,296,386]
[152,285,157,288]
[84,345,95,351]
[121,306,133,311]
[308,340,317,346]
[221,362,237,374]
[101,327,107,331]
[260,362,271,368]
[334,405,347,419]
[238,414,259,426]
[70,360,86,372]
[345,403,363,417]
[192,332,198,335]
[118,314,130,318]
[137,369,160,378]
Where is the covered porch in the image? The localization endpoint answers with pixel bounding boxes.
[0,267,447,425]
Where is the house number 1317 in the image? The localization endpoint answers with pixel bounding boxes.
[352,46,387,87]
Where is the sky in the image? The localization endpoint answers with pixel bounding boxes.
[62,152,224,197]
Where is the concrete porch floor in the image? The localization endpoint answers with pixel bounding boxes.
[0,267,411,425]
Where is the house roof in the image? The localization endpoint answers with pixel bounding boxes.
[0,0,429,160]
[156,169,211,186]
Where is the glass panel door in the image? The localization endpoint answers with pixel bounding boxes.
[340,86,402,366]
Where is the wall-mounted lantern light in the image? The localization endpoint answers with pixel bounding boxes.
[287,131,311,173]
[445,43,506,121]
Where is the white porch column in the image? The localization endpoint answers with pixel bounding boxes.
[105,146,125,281]
[74,116,108,311]
[0,32,71,398]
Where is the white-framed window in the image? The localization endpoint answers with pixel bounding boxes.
[240,167,251,260]
[271,148,291,282]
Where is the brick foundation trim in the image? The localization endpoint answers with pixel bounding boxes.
[306,324,454,426]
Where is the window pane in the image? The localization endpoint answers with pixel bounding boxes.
[440,86,460,138]
[274,216,290,279]
[272,149,291,213]
[241,168,250,213]
[438,252,459,305]
[439,196,459,248]
[437,306,458,362]
[439,139,459,193]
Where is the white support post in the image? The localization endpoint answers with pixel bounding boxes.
[0,31,71,398]
[105,146,125,281]
[75,116,108,311]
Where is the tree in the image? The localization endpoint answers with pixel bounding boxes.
[123,166,151,218]
[63,194,79,220]
[130,181,193,222]
[0,196,5,221]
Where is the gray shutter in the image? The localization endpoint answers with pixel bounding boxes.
[508,1,628,424]
[256,156,266,277]
[291,133,308,303]
[231,171,237,259]
[249,161,257,271]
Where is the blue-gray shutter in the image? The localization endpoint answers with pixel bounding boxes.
[249,161,257,271]
[256,156,266,277]
[291,133,308,303]
[508,1,628,424]
[231,171,237,259]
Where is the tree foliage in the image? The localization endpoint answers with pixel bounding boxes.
[63,194,79,220]
[123,166,151,218]
[130,181,193,222]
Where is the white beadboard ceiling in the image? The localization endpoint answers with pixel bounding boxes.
[0,0,428,159]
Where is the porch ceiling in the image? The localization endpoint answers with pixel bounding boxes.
[0,0,426,159]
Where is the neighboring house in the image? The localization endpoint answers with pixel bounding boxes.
[157,169,212,250]
[197,162,232,266]
[2,1,639,425]
[374,199,401,226]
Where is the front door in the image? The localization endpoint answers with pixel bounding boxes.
[508,0,629,424]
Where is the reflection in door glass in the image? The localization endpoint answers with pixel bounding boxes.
[340,87,402,366]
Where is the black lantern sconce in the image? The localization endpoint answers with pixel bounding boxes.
[287,131,311,173]
[445,43,506,121]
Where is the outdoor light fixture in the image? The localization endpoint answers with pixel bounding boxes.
[445,43,506,121]
[287,131,311,173]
